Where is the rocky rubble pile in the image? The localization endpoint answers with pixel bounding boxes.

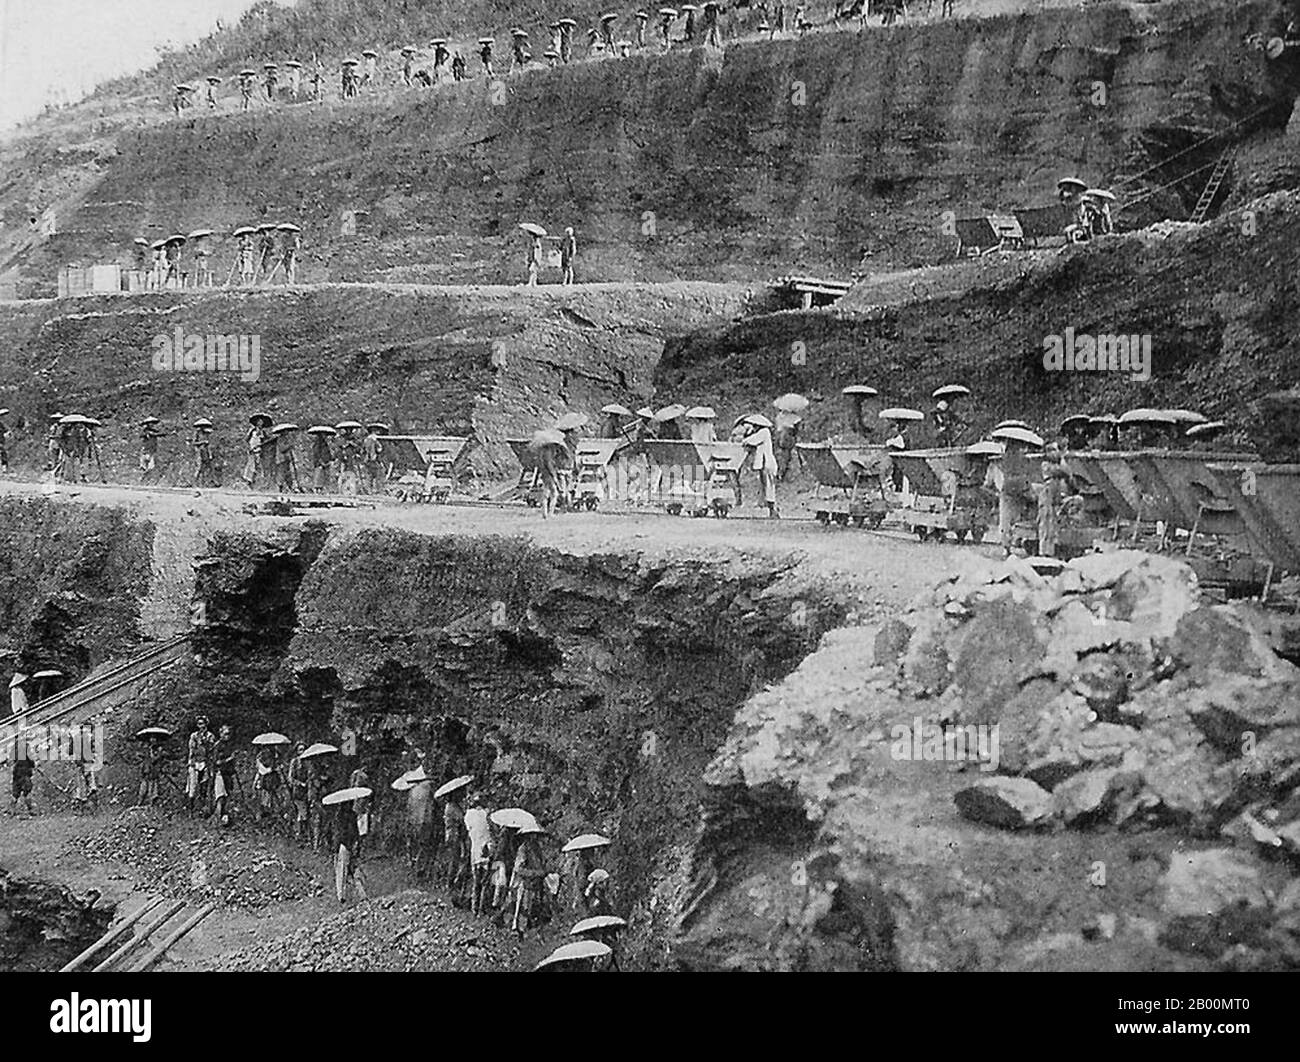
[73,809,323,910]
[218,892,519,972]
[877,550,1300,969]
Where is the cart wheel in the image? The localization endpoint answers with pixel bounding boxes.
[666,502,683,516]
[525,496,538,507]
[955,529,969,542]
[585,496,598,511]
[851,515,865,528]
[970,525,987,544]
[714,503,730,518]
[815,511,830,525]
[867,512,884,528]
[833,513,850,527]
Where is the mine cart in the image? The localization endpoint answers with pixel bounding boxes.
[571,439,624,511]
[1205,460,1300,575]
[506,438,547,507]
[380,435,469,503]
[796,441,890,527]
[642,439,746,517]
[887,447,992,543]
[700,443,746,517]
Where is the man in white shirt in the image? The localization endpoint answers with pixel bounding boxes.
[463,793,492,914]
[743,423,779,518]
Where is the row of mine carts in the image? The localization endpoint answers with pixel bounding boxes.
[1052,448,1300,583]
[798,441,992,542]
[798,436,1300,584]
[506,437,747,517]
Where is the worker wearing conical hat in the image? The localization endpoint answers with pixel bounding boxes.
[264,64,277,100]
[166,238,185,288]
[309,427,333,493]
[559,19,575,62]
[256,226,276,279]
[600,13,617,51]
[192,419,217,488]
[983,435,1037,556]
[138,417,166,483]
[362,51,377,87]
[560,226,577,285]
[931,399,953,446]
[237,229,256,285]
[280,226,301,284]
[702,2,721,46]
[658,9,675,49]
[479,38,494,78]
[238,69,255,110]
[9,673,29,718]
[526,232,542,286]
[635,11,649,48]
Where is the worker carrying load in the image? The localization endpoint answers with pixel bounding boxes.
[739,414,779,518]
[772,393,808,480]
[529,427,571,519]
[986,423,1044,555]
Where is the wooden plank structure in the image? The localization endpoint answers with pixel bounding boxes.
[774,275,852,309]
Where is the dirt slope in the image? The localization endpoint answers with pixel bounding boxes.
[655,189,1300,442]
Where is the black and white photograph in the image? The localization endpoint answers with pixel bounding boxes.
[0,0,1296,1038]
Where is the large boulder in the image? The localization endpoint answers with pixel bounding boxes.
[954,777,1053,829]
[1160,849,1268,917]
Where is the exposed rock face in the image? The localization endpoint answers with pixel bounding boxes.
[181,523,846,968]
[1256,388,1300,461]
[0,869,111,972]
[657,193,1300,450]
[0,283,751,478]
[686,550,1300,971]
[3,1,1293,292]
[0,496,153,678]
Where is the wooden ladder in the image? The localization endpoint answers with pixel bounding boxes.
[1189,146,1235,224]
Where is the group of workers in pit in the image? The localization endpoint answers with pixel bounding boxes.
[128,223,302,291]
[131,718,622,961]
[168,0,947,116]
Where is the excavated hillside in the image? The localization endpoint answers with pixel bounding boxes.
[657,190,1300,442]
[4,0,1298,296]
[0,281,752,476]
[2,491,1297,971]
